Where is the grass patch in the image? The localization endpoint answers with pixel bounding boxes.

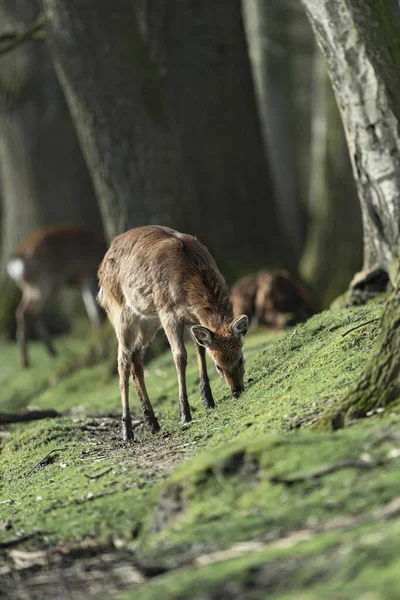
[2,299,398,598]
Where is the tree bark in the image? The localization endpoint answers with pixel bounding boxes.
[44,0,293,279]
[300,48,362,307]
[0,0,102,337]
[300,0,400,427]
[301,0,400,290]
[145,0,293,276]
[242,0,306,259]
[43,0,189,243]
[318,278,400,429]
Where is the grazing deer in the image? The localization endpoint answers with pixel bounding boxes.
[98,226,249,441]
[231,270,314,330]
[7,225,106,367]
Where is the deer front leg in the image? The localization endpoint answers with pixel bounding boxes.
[118,343,134,441]
[131,349,160,433]
[194,342,215,410]
[163,322,192,424]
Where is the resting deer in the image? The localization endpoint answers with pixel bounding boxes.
[7,225,106,367]
[231,270,314,330]
[98,226,249,441]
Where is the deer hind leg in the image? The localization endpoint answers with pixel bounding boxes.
[131,349,160,434]
[16,285,56,367]
[194,342,215,410]
[116,307,136,441]
[130,319,160,433]
[162,320,192,425]
[33,283,59,358]
[35,317,57,357]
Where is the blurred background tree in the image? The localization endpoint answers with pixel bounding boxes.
[299,0,400,420]
[302,0,400,296]
[299,48,362,307]
[1,0,394,339]
[43,0,294,279]
[0,0,102,338]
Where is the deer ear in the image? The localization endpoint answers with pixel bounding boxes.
[231,314,249,338]
[191,325,213,348]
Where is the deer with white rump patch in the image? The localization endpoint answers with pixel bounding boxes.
[7,225,106,367]
[98,226,249,441]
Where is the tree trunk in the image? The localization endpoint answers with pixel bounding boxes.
[288,1,315,214]
[44,0,293,280]
[0,0,102,337]
[301,0,400,291]
[145,0,294,277]
[42,0,190,243]
[300,0,400,427]
[242,0,306,259]
[300,48,362,307]
[318,277,400,429]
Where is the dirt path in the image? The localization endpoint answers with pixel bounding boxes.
[0,416,193,600]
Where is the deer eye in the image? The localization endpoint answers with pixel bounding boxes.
[216,364,223,374]
[239,357,244,367]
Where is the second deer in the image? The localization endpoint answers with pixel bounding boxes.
[7,225,106,367]
[98,226,249,441]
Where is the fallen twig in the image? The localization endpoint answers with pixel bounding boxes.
[25,448,68,477]
[270,457,382,486]
[0,409,60,425]
[0,17,45,57]
[341,317,379,338]
[84,467,113,480]
[157,449,193,459]
[43,488,130,513]
[0,532,41,549]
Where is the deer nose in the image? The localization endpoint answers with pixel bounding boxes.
[232,389,242,398]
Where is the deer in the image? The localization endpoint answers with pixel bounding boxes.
[7,225,107,368]
[231,270,314,330]
[97,225,249,441]
[254,270,314,329]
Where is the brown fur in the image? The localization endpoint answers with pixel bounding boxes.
[98,226,249,441]
[8,225,107,367]
[231,275,258,322]
[231,270,314,330]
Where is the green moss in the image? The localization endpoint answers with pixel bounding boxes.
[2,300,400,597]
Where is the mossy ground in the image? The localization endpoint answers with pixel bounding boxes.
[1,299,398,598]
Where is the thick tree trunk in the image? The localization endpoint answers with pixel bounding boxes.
[43,0,189,242]
[300,49,362,307]
[288,1,315,212]
[301,0,400,290]
[154,0,294,276]
[300,0,400,427]
[318,277,400,429]
[44,0,293,279]
[242,0,306,259]
[0,0,102,337]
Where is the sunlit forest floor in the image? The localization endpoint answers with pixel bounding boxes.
[2,299,400,599]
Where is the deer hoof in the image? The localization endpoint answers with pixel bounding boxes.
[122,418,134,442]
[150,419,161,434]
[181,413,192,426]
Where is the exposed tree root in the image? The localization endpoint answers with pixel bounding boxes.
[270,456,382,486]
[316,283,400,430]
[0,409,60,424]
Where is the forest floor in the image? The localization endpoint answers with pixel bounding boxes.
[1,298,399,599]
